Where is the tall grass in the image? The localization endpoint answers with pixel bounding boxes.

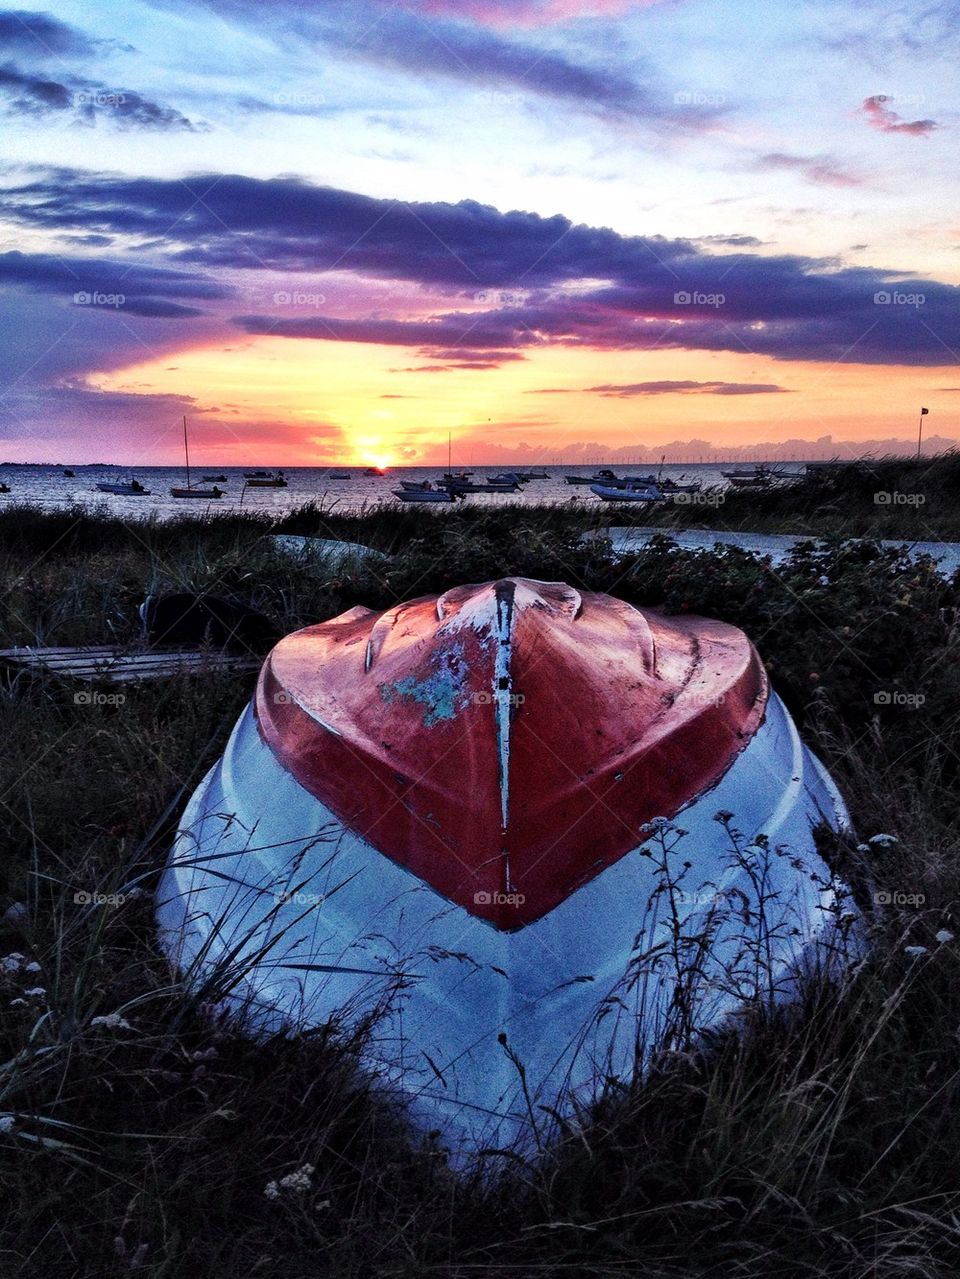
[1,501,960,1276]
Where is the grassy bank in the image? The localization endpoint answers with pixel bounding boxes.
[608,451,960,540]
[2,498,960,1277]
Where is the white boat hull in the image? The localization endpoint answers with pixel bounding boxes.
[158,690,854,1159]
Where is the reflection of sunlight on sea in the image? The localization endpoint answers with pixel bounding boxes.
[0,463,804,520]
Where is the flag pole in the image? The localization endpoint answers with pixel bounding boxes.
[917,407,928,460]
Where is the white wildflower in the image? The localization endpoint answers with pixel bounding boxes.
[904,945,929,956]
[1,903,27,925]
[935,930,955,944]
[1,953,25,974]
[22,987,45,999]
[869,834,899,847]
[856,843,871,853]
[264,1163,315,1200]
[0,1114,15,1134]
[24,961,41,973]
[90,1013,133,1031]
[9,998,26,1008]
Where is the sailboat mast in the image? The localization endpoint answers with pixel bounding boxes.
[183,415,190,489]
[448,431,452,475]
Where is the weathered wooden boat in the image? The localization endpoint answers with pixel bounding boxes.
[157,578,855,1160]
[96,479,151,495]
[591,481,666,502]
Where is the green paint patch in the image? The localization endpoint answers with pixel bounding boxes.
[379,642,470,727]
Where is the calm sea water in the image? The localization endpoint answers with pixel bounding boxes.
[0,462,807,521]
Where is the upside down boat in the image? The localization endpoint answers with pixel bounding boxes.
[157,578,855,1159]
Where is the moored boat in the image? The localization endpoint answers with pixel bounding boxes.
[171,418,223,499]
[392,486,457,502]
[202,474,228,483]
[171,486,223,499]
[96,479,151,496]
[158,577,856,1160]
[590,481,666,502]
[244,471,288,488]
[564,468,620,485]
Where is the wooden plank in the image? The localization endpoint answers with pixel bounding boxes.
[0,644,261,683]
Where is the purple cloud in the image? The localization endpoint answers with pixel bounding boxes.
[861,95,938,137]
[537,380,792,395]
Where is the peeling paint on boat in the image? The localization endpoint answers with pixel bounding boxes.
[378,642,470,727]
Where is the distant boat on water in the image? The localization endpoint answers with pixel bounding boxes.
[97,479,151,496]
[244,470,271,479]
[63,469,75,477]
[565,469,619,486]
[591,481,666,503]
[245,471,288,488]
[393,486,458,503]
[170,417,223,499]
[721,464,784,487]
[364,465,386,476]
[203,474,228,483]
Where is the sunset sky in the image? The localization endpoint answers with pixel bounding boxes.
[1,0,958,466]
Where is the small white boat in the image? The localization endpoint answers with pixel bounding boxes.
[591,482,666,502]
[158,578,856,1161]
[96,479,151,496]
[400,479,435,491]
[392,487,457,503]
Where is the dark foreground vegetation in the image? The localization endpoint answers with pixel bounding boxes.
[2,462,960,1277]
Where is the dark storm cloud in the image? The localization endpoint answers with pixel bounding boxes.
[0,250,231,305]
[5,170,960,365]
[0,61,202,129]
